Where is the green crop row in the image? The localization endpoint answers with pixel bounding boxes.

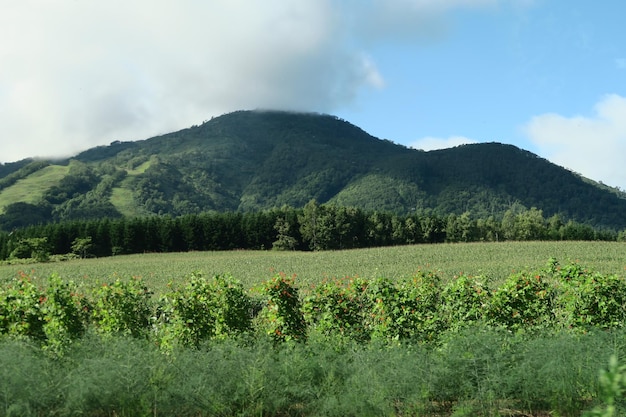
[2,258,626,354]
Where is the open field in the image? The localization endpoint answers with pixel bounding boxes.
[1,241,625,293]
[3,240,626,416]
[0,164,68,213]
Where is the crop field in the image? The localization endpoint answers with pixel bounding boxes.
[3,241,626,416]
[1,241,625,293]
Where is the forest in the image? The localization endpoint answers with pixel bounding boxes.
[3,111,626,233]
[1,200,622,263]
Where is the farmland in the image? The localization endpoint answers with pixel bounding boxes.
[2,240,626,416]
[2,241,626,292]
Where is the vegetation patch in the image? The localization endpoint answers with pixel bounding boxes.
[2,259,626,415]
[0,164,69,212]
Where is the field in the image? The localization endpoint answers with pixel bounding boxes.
[2,241,625,293]
[3,241,626,416]
[0,164,69,213]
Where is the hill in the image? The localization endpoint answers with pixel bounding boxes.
[1,110,626,230]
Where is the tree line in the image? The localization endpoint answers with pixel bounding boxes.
[0,200,623,262]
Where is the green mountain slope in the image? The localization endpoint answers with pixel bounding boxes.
[1,110,625,230]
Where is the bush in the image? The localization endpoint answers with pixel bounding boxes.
[0,273,88,354]
[0,273,46,341]
[91,276,153,338]
[40,274,89,354]
[364,272,444,342]
[155,273,254,350]
[555,261,626,330]
[256,273,307,343]
[303,276,370,343]
[487,270,555,331]
[441,273,491,331]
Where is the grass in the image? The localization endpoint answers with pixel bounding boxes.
[2,241,626,416]
[109,185,142,217]
[109,158,154,216]
[0,164,69,213]
[0,327,623,416]
[1,241,625,295]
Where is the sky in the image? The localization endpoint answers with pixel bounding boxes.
[1,0,626,190]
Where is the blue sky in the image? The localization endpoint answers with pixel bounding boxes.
[1,0,625,190]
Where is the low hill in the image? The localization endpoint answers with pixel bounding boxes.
[1,110,625,230]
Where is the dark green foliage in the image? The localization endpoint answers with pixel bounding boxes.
[3,111,626,231]
[10,237,51,262]
[0,202,52,230]
[1,202,621,262]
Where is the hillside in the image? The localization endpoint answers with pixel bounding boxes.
[1,110,626,230]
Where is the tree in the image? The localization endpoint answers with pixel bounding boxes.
[11,237,51,262]
[299,200,323,250]
[71,237,93,259]
[273,216,298,250]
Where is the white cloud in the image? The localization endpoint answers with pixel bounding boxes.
[0,0,519,163]
[523,94,626,190]
[409,136,478,151]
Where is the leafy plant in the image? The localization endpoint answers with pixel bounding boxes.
[584,355,626,417]
[155,273,254,350]
[0,272,87,354]
[441,273,491,331]
[487,270,555,331]
[303,275,369,342]
[0,273,46,340]
[40,274,89,354]
[554,261,626,329]
[256,273,307,342]
[364,271,444,342]
[91,276,153,338]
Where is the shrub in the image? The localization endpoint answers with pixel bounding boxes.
[487,270,555,331]
[40,274,89,354]
[0,273,88,354]
[365,271,444,342]
[555,262,626,330]
[303,276,369,343]
[91,276,153,338]
[441,273,491,331]
[256,273,307,342]
[155,273,254,350]
[0,273,46,340]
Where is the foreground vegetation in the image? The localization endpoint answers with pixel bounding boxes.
[3,252,626,415]
[2,328,625,417]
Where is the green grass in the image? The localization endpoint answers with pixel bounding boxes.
[126,158,152,175]
[109,184,141,217]
[1,241,625,295]
[0,165,69,213]
[0,327,623,416]
[109,158,154,216]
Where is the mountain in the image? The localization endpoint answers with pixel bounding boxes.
[1,110,626,230]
